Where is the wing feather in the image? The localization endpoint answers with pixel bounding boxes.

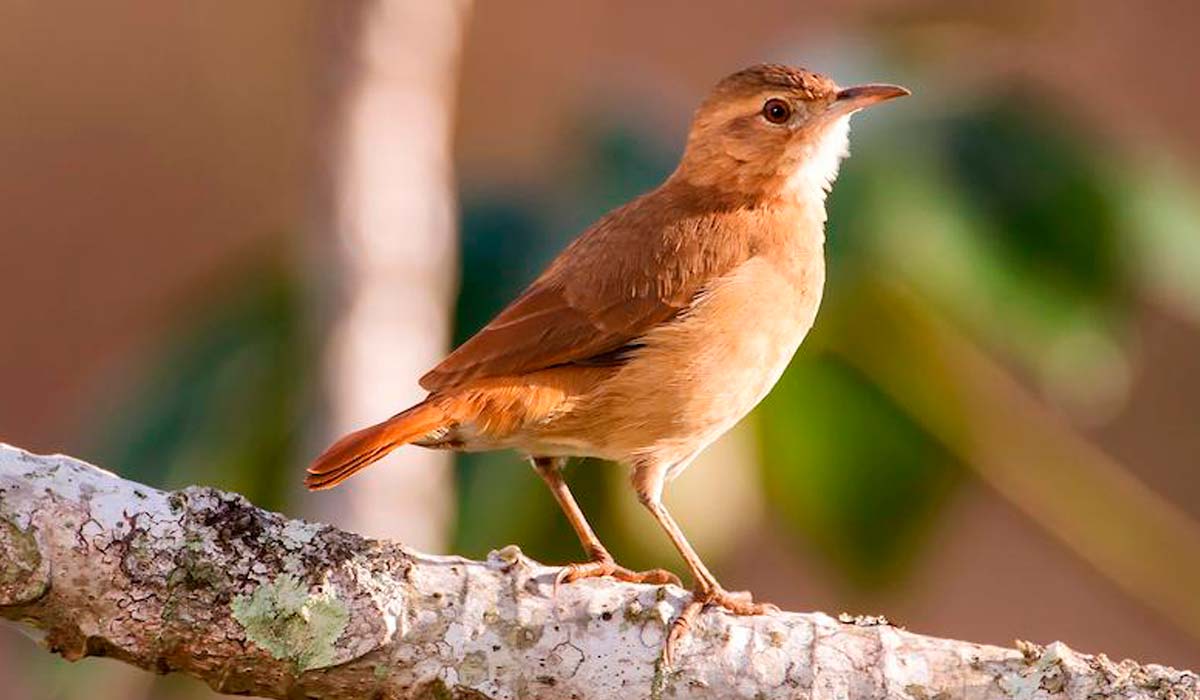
[420,188,760,391]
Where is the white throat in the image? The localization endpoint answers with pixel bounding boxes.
[784,115,852,207]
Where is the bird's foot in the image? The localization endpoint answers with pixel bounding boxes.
[665,586,778,666]
[554,553,681,595]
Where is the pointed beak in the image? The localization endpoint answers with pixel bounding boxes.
[830,83,910,115]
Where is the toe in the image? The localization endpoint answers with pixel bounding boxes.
[665,599,704,667]
[721,589,755,605]
[613,566,681,587]
[705,588,774,616]
[646,568,682,587]
[557,559,613,586]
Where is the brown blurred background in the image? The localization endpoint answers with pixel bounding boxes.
[2,1,1198,697]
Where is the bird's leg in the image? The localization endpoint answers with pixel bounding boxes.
[530,457,680,589]
[632,461,776,664]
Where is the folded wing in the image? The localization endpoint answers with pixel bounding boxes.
[421,192,755,392]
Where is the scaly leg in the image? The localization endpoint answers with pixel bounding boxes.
[531,457,680,589]
[632,461,776,665]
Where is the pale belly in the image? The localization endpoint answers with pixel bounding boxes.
[534,254,824,470]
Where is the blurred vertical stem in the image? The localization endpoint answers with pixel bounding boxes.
[304,0,472,548]
[828,277,1200,638]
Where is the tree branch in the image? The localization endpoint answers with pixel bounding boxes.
[0,444,1194,699]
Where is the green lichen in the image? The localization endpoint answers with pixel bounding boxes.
[481,608,542,650]
[459,650,488,686]
[425,678,494,700]
[505,623,542,650]
[905,686,952,700]
[230,574,349,672]
[172,533,224,589]
[162,535,226,622]
[623,600,648,624]
[650,656,670,700]
[0,518,47,604]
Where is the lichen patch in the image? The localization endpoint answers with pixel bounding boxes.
[0,517,48,605]
[231,574,349,672]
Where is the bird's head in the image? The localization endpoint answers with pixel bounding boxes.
[675,64,908,204]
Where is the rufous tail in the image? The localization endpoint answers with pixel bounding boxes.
[305,401,448,490]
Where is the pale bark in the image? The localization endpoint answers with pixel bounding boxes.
[309,0,470,549]
[1,445,1195,699]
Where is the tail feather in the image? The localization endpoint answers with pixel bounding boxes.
[305,401,447,490]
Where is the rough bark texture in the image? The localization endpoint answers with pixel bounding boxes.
[0,444,1194,700]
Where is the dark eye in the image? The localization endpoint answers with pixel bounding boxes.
[762,98,792,124]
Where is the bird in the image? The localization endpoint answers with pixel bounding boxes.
[307,63,908,650]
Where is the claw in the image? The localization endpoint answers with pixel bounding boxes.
[665,599,704,666]
[664,586,775,666]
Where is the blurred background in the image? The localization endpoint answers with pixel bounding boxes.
[2,1,1199,697]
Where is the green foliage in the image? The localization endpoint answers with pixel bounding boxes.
[829,99,1135,404]
[943,101,1127,308]
[86,261,312,511]
[574,125,675,217]
[454,200,553,346]
[757,355,961,586]
[1115,160,1200,323]
[454,453,619,564]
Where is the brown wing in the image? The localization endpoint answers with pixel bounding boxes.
[420,187,758,392]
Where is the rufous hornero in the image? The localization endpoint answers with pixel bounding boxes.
[308,64,908,658]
